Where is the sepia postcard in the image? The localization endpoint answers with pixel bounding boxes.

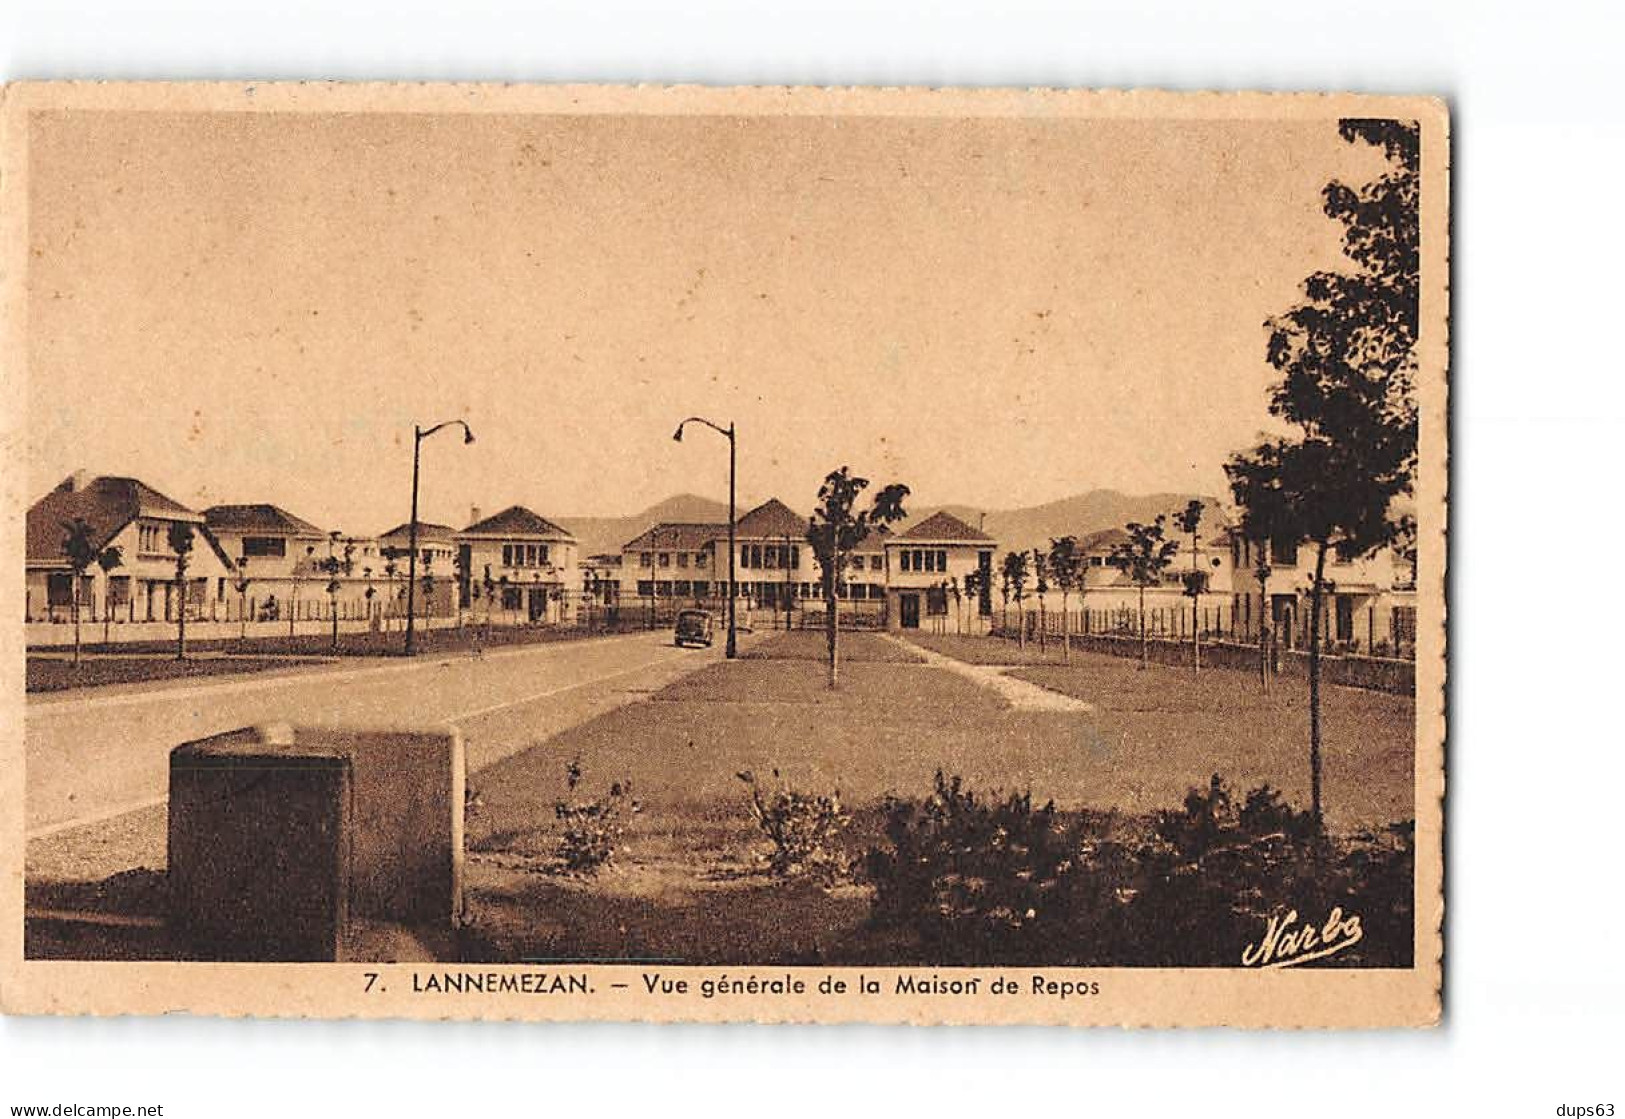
[0,82,1447,1026]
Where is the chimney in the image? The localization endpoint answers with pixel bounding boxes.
[63,469,93,493]
[470,505,482,526]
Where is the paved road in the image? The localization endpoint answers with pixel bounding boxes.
[25,631,734,837]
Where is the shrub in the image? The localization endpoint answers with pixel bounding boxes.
[862,771,1413,967]
[863,771,1084,962]
[553,756,636,874]
[737,769,850,883]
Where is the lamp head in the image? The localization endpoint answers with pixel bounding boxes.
[671,424,684,443]
[462,428,475,445]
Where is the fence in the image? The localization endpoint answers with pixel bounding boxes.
[988,599,1416,661]
[601,596,889,632]
[1026,630,1416,696]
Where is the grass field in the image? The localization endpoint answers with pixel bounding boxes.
[28,620,640,660]
[26,655,332,693]
[458,629,1415,965]
[26,623,627,692]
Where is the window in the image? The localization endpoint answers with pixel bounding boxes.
[658,552,670,567]
[242,536,286,558]
[106,575,130,607]
[927,586,948,615]
[750,544,763,568]
[525,544,537,566]
[502,545,514,566]
[740,545,750,567]
[640,552,653,567]
[677,552,689,568]
[871,555,883,571]
[139,523,165,554]
[692,580,710,596]
[900,551,912,572]
[1270,539,1299,566]
[637,580,653,597]
[937,550,948,571]
[763,547,777,569]
[47,573,74,607]
[675,580,692,596]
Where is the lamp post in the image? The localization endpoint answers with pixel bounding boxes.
[406,419,475,655]
[673,416,737,659]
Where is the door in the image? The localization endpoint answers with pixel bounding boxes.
[900,593,920,629]
[1335,595,1355,643]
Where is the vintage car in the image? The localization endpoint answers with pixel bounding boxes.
[673,608,715,648]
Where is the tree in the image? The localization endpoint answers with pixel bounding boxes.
[167,521,195,660]
[1000,551,1030,650]
[382,554,400,632]
[1108,516,1179,670]
[60,517,111,668]
[998,564,1011,632]
[96,544,124,646]
[961,569,980,634]
[1031,547,1049,653]
[1175,499,1207,674]
[806,466,909,688]
[290,543,315,642]
[317,532,355,651]
[1223,119,1420,831]
[1046,535,1082,665]
[232,555,253,643]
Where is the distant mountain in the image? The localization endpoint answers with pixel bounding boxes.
[897,490,1227,556]
[561,489,1225,560]
[558,493,730,558]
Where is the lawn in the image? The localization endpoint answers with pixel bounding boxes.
[457,629,1415,966]
[25,623,636,692]
[27,619,644,660]
[26,655,331,693]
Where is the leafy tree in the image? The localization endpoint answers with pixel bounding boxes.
[167,521,195,660]
[1000,551,1030,650]
[1175,499,1207,673]
[806,466,909,688]
[317,532,355,651]
[232,555,253,643]
[1109,516,1179,669]
[96,544,124,646]
[382,554,400,632]
[1224,119,1420,830]
[1046,535,1083,665]
[1031,547,1049,652]
[962,568,984,633]
[61,517,117,667]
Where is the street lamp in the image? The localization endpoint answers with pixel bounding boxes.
[673,416,737,659]
[406,419,475,655]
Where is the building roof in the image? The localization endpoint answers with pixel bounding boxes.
[460,505,576,541]
[734,498,806,539]
[27,473,202,565]
[204,503,325,538]
[891,509,994,544]
[622,521,725,552]
[1078,526,1130,553]
[378,521,457,543]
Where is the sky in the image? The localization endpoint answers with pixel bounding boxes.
[24,108,1387,534]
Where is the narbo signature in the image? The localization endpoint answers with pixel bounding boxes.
[1242,906,1364,968]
